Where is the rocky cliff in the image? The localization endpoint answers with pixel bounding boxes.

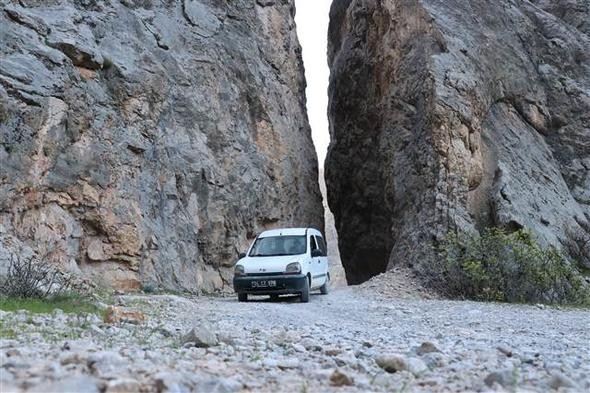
[0,0,323,291]
[326,0,590,284]
[318,169,347,286]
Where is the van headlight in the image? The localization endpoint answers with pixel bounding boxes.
[234,265,245,276]
[285,262,301,274]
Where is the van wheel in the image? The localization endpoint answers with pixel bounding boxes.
[238,293,247,302]
[300,278,310,303]
[270,294,279,302]
[320,276,329,295]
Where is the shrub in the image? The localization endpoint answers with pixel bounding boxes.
[429,229,589,305]
[0,253,75,299]
[141,282,157,294]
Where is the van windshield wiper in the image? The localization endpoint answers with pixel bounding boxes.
[250,253,293,257]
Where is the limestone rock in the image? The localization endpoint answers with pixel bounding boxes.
[197,378,242,393]
[87,351,127,377]
[0,0,323,292]
[484,369,516,388]
[154,372,189,393]
[548,372,579,390]
[417,342,441,356]
[29,376,102,393]
[182,322,218,348]
[326,0,590,284]
[277,358,300,370]
[375,354,408,373]
[407,357,428,377]
[105,379,141,393]
[497,344,514,357]
[104,306,146,325]
[330,369,354,386]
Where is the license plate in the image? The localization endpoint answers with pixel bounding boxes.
[252,280,276,288]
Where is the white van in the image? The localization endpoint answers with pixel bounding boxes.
[233,228,329,302]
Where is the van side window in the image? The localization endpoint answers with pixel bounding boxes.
[315,236,327,256]
[309,236,318,252]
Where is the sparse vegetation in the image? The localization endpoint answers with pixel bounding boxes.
[429,229,590,305]
[0,250,102,316]
[0,319,17,339]
[0,295,103,316]
[141,282,157,293]
[0,252,76,299]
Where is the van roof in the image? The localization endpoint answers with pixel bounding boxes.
[258,227,321,238]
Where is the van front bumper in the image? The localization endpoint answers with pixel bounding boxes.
[233,274,307,295]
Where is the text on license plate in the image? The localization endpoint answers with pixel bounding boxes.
[252,280,276,288]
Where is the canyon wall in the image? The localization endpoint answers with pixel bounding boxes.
[0,0,323,291]
[326,0,590,284]
[319,169,347,286]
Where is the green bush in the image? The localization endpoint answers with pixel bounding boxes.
[141,282,157,294]
[430,229,589,305]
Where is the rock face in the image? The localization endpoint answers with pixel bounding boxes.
[326,0,590,284]
[319,170,347,286]
[0,0,323,291]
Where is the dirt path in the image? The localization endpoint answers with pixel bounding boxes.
[1,288,589,392]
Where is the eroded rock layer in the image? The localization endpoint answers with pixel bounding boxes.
[0,0,323,291]
[326,0,590,284]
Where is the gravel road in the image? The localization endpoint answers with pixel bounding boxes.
[1,288,589,392]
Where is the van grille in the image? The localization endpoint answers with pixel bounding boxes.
[245,272,285,277]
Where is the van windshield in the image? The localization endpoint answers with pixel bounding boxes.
[249,235,307,257]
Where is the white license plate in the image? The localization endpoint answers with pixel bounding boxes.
[252,280,276,288]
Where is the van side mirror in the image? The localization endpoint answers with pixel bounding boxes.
[311,249,323,258]
[238,252,246,259]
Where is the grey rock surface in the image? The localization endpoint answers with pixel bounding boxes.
[182,322,218,348]
[0,0,323,291]
[318,169,347,286]
[325,0,590,284]
[375,354,408,373]
[29,375,102,393]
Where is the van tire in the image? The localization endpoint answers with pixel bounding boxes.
[320,276,329,295]
[300,278,310,303]
[238,293,247,302]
